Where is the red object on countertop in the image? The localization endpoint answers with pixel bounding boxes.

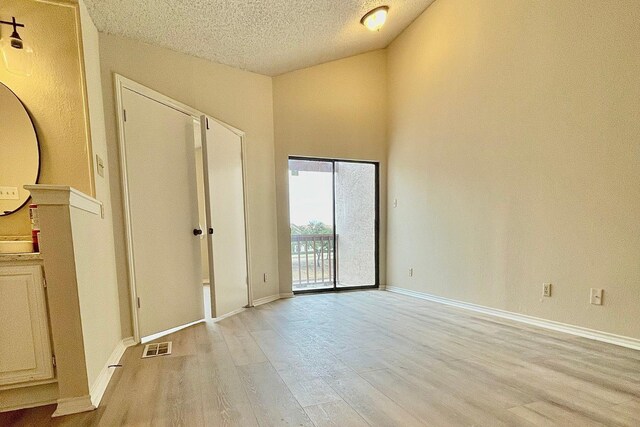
[29,204,40,253]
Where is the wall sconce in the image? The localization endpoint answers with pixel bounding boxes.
[0,17,33,76]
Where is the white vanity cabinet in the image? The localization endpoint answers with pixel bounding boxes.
[0,264,54,387]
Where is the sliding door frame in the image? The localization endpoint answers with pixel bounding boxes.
[289,156,380,294]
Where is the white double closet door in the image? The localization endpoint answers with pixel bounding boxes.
[121,86,249,341]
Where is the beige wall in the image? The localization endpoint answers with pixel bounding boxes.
[24,185,120,412]
[36,202,91,405]
[387,0,640,338]
[77,0,123,390]
[71,203,121,390]
[0,0,94,237]
[273,50,388,295]
[98,33,280,333]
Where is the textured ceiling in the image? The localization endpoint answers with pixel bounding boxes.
[83,0,435,76]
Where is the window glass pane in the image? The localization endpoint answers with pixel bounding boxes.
[288,159,335,291]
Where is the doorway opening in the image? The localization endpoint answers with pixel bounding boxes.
[288,157,379,293]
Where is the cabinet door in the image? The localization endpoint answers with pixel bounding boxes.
[0,265,53,386]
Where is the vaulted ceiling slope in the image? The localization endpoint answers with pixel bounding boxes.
[84,0,435,76]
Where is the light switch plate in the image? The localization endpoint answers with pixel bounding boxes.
[590,288,603,305]
[96,155,105,178]
[0,186,19,200]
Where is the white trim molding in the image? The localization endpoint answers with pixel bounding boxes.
[212,307,247,322]
[89,337,136,408]
[252,294,281,307]
[52,395,95,417]
[141,320,205,344]
[25,185,102,216]
[249,293,294,307]
[216,293,291,318]
[386,286,640,351]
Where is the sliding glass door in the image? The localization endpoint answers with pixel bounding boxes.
[288,159,335,291]
[334,161,377,288]
[288,157,378,293]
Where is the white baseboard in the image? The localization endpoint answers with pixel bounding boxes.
[52,395,95,417]
[89,337,136,408]
[214,293,291,317]
[213,307,246,322]
[141,320,205,344]
[386,286,640,351]
[252,294,281,306]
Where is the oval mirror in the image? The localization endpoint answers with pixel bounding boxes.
[0,82,40,216]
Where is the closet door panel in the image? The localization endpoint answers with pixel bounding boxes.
[200,116,249,317]
[122,88,204,339]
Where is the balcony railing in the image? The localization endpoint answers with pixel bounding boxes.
[291,233,335,290]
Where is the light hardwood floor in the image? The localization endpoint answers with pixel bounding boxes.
[2,290,640,426]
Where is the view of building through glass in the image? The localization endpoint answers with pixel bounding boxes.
[288,158,376,292]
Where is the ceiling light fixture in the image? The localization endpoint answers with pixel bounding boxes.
[361,6,389,32]
[0,16,33,76]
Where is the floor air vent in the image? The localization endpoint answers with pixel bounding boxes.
[142,342,172,358]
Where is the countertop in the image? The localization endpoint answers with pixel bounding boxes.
[0,252,43,262]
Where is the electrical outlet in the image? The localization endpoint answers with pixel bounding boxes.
[408,268,413,277]
[590,288,603,305]
[542,283,552,297]
[0,186,19,200]
[393,199,398,208]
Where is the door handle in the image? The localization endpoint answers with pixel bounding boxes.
[193,228,203,236]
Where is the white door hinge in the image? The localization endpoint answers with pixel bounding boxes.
[52,355,56,367]
[43,277,47,288]
[123,109,127,122]
[206,117,209,129]
[137,297,141,309]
